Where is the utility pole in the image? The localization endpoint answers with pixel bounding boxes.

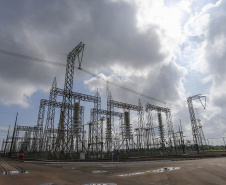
[8,113,18,157]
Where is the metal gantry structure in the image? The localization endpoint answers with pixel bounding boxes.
[135,100,146,150]
[1,43,209,159]
[145,103,176,153]
[107,98,143,152]
[43,77,57,153]
[91,107,123,153]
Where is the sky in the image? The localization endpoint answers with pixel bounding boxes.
[0,0,226,147]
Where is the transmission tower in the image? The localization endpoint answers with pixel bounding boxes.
[42,77,57,152]
[195,109,207,147]
[187,94,206,153]
[55,42,85,157]
[88,90,102,156]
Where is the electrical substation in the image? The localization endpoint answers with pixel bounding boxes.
[1,42,208,160]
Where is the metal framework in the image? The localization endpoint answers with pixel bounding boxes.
[42,77,57,152]
[135,100,145,149]
[73,101,85,153]
[87,117,104,158]
[55,42,85,156]
[187,94,206,153]
[145,106,157,151]
[197,119,207,147]
[174,120,185,153]
[34,98,85,153]
[107,99,142,151]
[40,86,100,159]
[1,42,210,160]
[13,125,36,153]
[106,91,114,152]
[90,108,124,152]
[145,103,175,153]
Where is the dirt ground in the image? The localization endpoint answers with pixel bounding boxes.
[1,155,226,185]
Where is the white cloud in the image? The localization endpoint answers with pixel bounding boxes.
[0,78,37,108]
[134,0,185,62]
[184,13,210,36]
[202,0,223,12]
[177,0,193,13]
[110,63,151,78]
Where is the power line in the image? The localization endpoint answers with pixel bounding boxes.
[2,47,226,122]
[197,108,226,120]
[0,48,176,106]
[0,49,66,67]
[82,68,190,109]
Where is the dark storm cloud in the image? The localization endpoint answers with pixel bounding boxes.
[63,0,166,71]
[0,0,166,70]
[0,0,183,107]
[28,0,165,69]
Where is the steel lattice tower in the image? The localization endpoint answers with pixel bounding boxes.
[55,42,85,156]
[146,109,156,150]
[187,94,206,153]
[106,90,114,152]
[43,77,57,152]
[136,99,145,149]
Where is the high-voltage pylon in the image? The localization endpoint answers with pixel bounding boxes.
[195,108,207,147]
[32,99,46,152]
[197,119,207,146]
[42,77,57,152]
[88,91,101,155]
[187,94,206,153]
[55,42,85,157]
